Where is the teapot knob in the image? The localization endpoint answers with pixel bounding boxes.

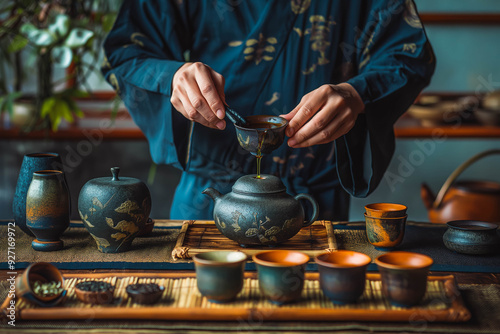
[111,167,120,181]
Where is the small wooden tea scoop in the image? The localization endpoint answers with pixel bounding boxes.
[225,106,247,126]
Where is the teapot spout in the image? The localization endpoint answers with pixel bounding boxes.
[202,187,223,202]
[421,183,436,210]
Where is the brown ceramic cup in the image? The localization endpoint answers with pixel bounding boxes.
[365,203,407,218]
[253,250,309,304]
[15,262,65,305]
[315,251,371,304]
[364,213,407,250]
[375,252,433,307]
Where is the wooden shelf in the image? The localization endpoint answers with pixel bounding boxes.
[420,13,500,25]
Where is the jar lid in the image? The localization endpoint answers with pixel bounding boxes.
[232,174,286,194]
[87,167,143,187]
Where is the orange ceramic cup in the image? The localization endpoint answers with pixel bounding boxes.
[315,251,371,304]
[365,203,407,218]
[364,213,407,250]
[375,252,433,307]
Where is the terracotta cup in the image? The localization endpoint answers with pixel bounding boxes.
[375,252,433,307]
[364,213,407,250]
[193,251,247,303]
[253,250,309,304]
[15,262,65,306]
[365,203,407,218]
[315,251,371,304]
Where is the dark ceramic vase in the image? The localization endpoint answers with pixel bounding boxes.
[78,167,151,253]
[26,170,70,251]
[13,153,64,236]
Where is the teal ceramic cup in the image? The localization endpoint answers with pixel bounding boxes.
[253,250,310,305]
[193,251,247,303]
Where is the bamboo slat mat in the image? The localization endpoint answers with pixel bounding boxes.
[2,273,470,322]
[172,220,337,260]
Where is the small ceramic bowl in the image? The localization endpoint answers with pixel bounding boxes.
[234,115,288,155]
[193,251,247,303]
[443,220,499,255]
[315,251,371,304]
[364,214,407,250]
[364,203,407,218]
[253,250,310,304]
[75,281,115,305]
[375,252,433,307]
[475,108,500,126]
[126,283,164,304]
[407,101,461,127]
[15,262,66,306]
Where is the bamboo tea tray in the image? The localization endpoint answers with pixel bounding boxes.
[172,220,338,260]
[1,272,470,322]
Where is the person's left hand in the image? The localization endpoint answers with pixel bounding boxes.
[280,83,365,148]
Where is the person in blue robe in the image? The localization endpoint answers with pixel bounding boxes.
[102,0,435,220]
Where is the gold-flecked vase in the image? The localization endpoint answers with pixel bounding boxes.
[26,170,70,251]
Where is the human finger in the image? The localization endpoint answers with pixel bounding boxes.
[175,87,221,129]
[284,91,326,138]
[184,78,225,130]
[209,70,226,119]
[287,104,338,147]
[193,63,225,122]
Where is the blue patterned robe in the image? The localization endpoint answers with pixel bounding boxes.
[102,0,435,219]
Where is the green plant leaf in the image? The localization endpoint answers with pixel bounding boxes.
[49,98,73,132]
[64,28,94,48]
[20,23,37,35]
[64,97,84,118]
[21,24,56,47]
[41,97,56,119]
[0,97,5,114]
[6,92,24,116]
[48,14,70,38]
[7,35,29,53]
[51,46,73,68]
[102,13,117,32]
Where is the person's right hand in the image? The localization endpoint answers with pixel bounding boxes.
[171,62,227,130]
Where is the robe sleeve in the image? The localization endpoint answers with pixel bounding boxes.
[101,0,192,169]
[338,0,436,197]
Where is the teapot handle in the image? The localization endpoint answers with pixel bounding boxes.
[434,149,500,209]
[294,194,319,227]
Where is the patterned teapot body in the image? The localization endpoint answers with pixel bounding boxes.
[203,174,319,246]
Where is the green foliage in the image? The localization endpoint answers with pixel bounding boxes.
[40,89,87,131]
[0,92,23,116]
[0,0,123,132]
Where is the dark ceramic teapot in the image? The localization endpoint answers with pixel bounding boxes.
[203,174,319,246]
[78,167,151,253]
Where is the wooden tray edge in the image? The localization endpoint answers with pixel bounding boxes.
[171,220,337,261]
[2,274,470,322]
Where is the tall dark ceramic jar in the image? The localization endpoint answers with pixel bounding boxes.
[78,167,151,253]
[26,170,70,251]
[13,153,64,236]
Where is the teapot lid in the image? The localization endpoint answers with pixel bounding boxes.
[232,174,286,194]
[86,167,144,187]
